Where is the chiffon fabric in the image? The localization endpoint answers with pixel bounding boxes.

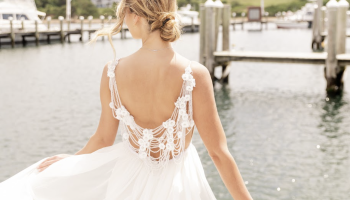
[0,59,217,199]
[0,140,217,200]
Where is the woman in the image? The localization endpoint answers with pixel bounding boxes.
[0,0,253,199]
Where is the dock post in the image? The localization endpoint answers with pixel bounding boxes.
[241,12,245,30]
[321,6,326,34]
[325,0,340,94]
[204,4,216,81]
[9,17,15,48]
[333,0,349,94]
[108,15,112,25]
[232,12,236,31]
[21,17,25,30]
[47,16,51,30]
[67,18,71,42]
[46,16,51,44]
[191,16,195,32]
[264,12,269,30]
[88,16,93,39]
[311,0,323,51]
[221,4,231,83]
[222,5,230,52]
[79,16,84,41]
[35,20,39,46]
[199,5,206,65]
[214,5,223,52]
[59,16,64,43]
[88,16,93,29]
[100,15,105,41]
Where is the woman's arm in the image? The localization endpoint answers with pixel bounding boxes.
[37,63,119,172]
[191,62,253,200]
[75,63,120,155]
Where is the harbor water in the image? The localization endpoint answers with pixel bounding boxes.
[0,23,349,199]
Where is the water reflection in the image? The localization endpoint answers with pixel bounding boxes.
[316,95,350,199]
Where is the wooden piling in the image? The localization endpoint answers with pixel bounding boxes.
[222,5,230,51]
[88,16,93,39]
[321,6,326,34]
[35,20,39,46]
[100,16,105,41]
[191,16,195,32]
[59,16,64,43]
[79,16,84,41]
[47,16,51,30]
[232,12,236,31]
[205,6,216,80]
[67,19,71,42]
[241,12,245,30]
[108,16,112,25]
[199,5,206,65]
[325,0,339,94]
[311,0,323,51]
[9,18,15,47]
[21,18,25,30]
[221,4,231,83]
[334,0,349,93]
[214,6,222,51]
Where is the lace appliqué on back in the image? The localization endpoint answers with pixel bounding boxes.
[107,58,196,172]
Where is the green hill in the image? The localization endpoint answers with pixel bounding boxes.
[226,0,310,15]
[178,0,342,16]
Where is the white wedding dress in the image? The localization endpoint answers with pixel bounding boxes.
[0,58,217,200]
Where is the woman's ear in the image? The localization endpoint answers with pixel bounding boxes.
[133,13,140,25]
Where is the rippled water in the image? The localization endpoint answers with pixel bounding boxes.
[0,23,350,199]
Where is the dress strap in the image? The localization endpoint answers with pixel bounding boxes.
[107,58,123,116]
[178,60,195,127]
[181,60,195,92]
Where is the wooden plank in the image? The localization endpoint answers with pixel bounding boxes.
[322,31,350,37]
[0,33,10,38]
[214,51,350,65]
[337,54,350,65]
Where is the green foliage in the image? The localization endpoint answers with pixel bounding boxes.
[35,0,350,19]
[71,0,99,18]
[265,0,308,16]
[97,3,118,18]
[35,0,98,18]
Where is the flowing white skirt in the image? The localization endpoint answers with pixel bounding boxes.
[0,142,217,200]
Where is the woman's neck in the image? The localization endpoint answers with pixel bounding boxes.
[141,30,172,49]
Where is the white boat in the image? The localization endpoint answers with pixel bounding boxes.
[274,2,315,29]
[0,0,47,32]
[177,4,199,25]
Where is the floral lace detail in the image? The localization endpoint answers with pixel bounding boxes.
[107,58,195,172]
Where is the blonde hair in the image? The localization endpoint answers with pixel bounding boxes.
[88,0,183,59]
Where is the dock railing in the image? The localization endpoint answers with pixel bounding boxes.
[200,0,350,95]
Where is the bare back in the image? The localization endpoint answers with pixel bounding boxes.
[108,50,195,170]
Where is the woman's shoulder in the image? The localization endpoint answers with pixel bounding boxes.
[102,52,211,84]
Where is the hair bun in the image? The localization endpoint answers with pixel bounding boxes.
[151,12,181,42]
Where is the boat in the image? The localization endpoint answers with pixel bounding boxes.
[0,0,47,32]
[177,4,199,26]
[274,2,315,29]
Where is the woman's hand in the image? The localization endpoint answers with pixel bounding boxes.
[36,154,72,172]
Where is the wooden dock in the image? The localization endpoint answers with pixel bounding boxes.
[0,21,199,47]
[199,2,349,95]
[214,51,350,65]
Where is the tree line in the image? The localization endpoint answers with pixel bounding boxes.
[35,0,350,19]
[35,0,117,19]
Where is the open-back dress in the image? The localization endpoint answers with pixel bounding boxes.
[0,58,218,200]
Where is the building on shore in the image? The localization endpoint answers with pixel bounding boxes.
[91,0,121,8]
